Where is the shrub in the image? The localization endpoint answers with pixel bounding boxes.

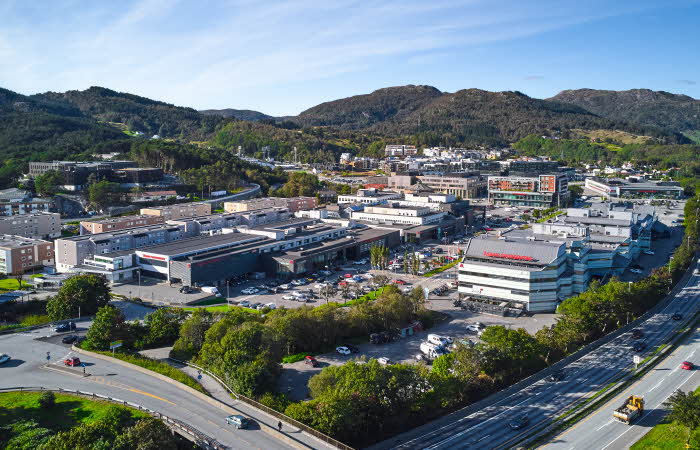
[38,391,55,409]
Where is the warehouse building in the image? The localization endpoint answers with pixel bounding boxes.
[584,177,683,199]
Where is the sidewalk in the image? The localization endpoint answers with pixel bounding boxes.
[140,347,334,450]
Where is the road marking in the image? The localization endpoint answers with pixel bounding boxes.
[128,388,176,405]
[595,420,612,431]
[648,380,664,392]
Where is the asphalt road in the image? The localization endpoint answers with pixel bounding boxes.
[383,269,700,450]
[544,322,700,449]
[0,321,329,449]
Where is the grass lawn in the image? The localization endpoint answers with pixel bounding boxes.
[0,391,147,431]
[182,304,262,314]
[0,278,29,291]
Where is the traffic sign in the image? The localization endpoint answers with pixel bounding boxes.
[109,340,123,350]
[633,355,641,364]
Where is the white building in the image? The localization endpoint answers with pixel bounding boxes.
[337,188,402,205]
[351,205,446,226]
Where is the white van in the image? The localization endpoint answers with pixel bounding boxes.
[200,286,222,297]
[427,334,452,347]
[420,342,446,359]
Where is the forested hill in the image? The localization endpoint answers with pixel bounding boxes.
[33,86,224,140]
[199,108,274,122]
[549,88,700,141]
[292,85,686,145]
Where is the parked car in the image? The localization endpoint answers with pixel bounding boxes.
[466,324,481,333]
[642,249,655,255]
[241,287,259,295]
[344,344,360,353]
[681,361,694,370]
[63,356,81,367]
[62,335,79,344]
[250,302,262,310]
[630,268,643,274]
[225,414,250,429]
[282,295,295,301]
[377,357,392,366]
[179,286,193,294]
[336,346,351,355]
[353,259,367,265]
[54,322,76,333]
[0,353,10,364]
[394,279,407,285]
[239,300,251,307]
[672,312,683,320]
[304,355,319,367]
[509,415,529,430]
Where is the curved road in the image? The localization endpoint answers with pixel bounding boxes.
[544,322,700,449]
[0,317,329,449]
[388,272,700,450]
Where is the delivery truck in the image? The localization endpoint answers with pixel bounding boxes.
[613,395,644,424]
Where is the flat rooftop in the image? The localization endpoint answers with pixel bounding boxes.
[0,235,50,248]
[136,232,263,257]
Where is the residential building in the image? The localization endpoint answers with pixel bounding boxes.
[0,212,61,239]
[418,174,488,199]
[223,197,317,214]
[488,174,569,208]
[0,235,54,275]
[385,145,418,157]
[337,188,402,205]
[140,202,212,220]
[80,215,165,234]
[584,177,683,199]
[0,188,53,216]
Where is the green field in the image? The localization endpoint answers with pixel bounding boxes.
[182,304,262,314]
[0,391,147,430]
[0,278,30,292]
[631,385,700,449]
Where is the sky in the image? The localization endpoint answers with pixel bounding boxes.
[1,0,699,116]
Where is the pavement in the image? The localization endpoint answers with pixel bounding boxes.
[375,260,700,449]
[544,322,700,450]
[0,302,332,450]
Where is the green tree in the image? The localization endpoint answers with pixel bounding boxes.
[46,274,110,321]
[137,308,187,349]
[170,309,214,360]
[113,418,178,450]
[664,389,700,430]
[34,170,63,197]
[84,305,129,351]
[38,391,55,409]
[87,180,120,210]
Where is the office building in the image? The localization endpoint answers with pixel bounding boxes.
[418,174,487,199]
[385,145,418,157]
[488,174,569,208]
[584,177,683,199]
[337,188,402,205]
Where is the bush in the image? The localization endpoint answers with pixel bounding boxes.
[20,314,51,326]
[282,352,313,364]
[38,391,55,409]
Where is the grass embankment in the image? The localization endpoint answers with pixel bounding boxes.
[0,279,31,292]
[182,304,262,315]
[423,260,459,277]
[89,349,207,394]
[0,391,147,430]
[631,385,700,449]
[340,285,388,307]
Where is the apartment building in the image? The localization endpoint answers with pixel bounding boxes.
[80,215,165,234]
[0,188,53,216]
[140,202,212,220]
[488,174,569,208]
[224,197,317,214]
[418,174,487,199]
[0,235,54,275]
[0,212,61,239]
[385,145,418,157]
[337,188,402,205]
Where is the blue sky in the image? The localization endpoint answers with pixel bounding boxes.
[1,0,699,115]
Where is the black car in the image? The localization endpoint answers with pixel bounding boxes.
[344,344,360,353]
[547,370,565,382]
[632,341,646,352]
[54,322,76,333]
[632,329,644,339]
[179,286,193,294]
[672,312,683,320]
[62,334,78,344]
[509,415,529,430]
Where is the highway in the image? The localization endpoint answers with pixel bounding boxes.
[386,271,700,450]
[0,318,330,449]
[544,322,700,449]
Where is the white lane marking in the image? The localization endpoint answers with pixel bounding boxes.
[648,380,664,392]
[476,435,490,442]
[595,420,612,431]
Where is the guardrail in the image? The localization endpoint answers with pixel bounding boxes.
[169,357,354,450]
[0,386,228,450]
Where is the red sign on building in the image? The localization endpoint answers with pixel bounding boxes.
[483,251,534,261]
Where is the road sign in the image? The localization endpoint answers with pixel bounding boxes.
[633,355,641,366]
[109,340,123,350]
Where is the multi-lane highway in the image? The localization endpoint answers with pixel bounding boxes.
[0,318,330,449]
[545,322,700,449]
[387,270,700,450]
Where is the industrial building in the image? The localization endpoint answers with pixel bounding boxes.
[584,177,684,199]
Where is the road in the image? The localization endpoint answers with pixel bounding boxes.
[0,316,330,449]
[382,269,700,450]
[544,322,700,449]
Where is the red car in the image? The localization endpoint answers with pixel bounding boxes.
[64,356,81,367]
[304,356,319,367]
[394,280,406,285]
[681,361,694,370]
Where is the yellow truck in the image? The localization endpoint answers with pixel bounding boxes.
[613,395,644,424]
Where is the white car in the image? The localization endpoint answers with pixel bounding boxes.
[0,353,10,364]
[630,268,643,274]
[353,259,367,265]
[279,284,291,290]
[239,300,251,307]
[241,287,259,295]
[282,295,295,301]
[336,346,352,355]
[643,250,655,255]
[264,303,277,310]
[377,357,392,366]
[466,324,481,333]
